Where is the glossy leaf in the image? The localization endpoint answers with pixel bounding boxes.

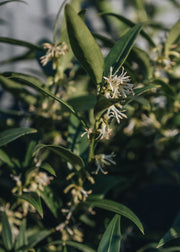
[104,23,144,77]
[87,198,144,234]
[0,127,37,147]
[165,19,180,56]
[2,212,13,251]
[65,4,104,84]
[97,214,121,252]
[15,192,43,218]
[50,241,95,252]
[3,72,86,127]
[101,13,156,47]
[0,37,43,51]
[33,144,85,170]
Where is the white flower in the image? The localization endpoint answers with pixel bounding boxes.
[93,153,116,174]
[96,119,112,140]
[81,128,93,139]
[106,104,127,124]
[103,67,134,98]
[40,41,69,67]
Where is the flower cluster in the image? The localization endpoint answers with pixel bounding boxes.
[64,184,92,204]
[40,41,69,69]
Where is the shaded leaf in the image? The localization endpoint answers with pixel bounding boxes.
[2,212,13,251]
[40,162,56,176]
[86,198,144,234]
[0,149,14,168]
[104,23,144,77]
[33,144,85,170]
[157,212,180,248]
[50,241,95,252]
[65,4,104,84]
[0,128,37,147]
[134,84,160,96]
[15,192,43,218]
[97,214,121,252]
[14,219,27,251]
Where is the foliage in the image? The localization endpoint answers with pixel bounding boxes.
[0,0,180,251]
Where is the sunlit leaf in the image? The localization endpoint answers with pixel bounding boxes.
[65,4,104,84]
[15,192,43,218]
[0,128,37,147]
[104,23,144,77]
[87,198,144,234]
[101,13,156,47]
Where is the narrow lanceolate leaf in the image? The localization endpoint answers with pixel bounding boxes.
[2,212,13,251]
[0,0,26,6]
[101,13,156,47]
[22,230,52,250]
[87,198,144,234]
[33,144,85,170]
[3,73,86,127]
[50,241,96,252]
[0,37,43,51]
[15,192,43,218]
[104,23,144,77]
[157,212,180,248]
[0,128,37,147]
[0,149,14,168]
[97,214,121,252]
[165,19,180,56]
[65,4,104,84]
[14,219,27,250]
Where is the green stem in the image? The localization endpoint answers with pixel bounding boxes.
[88,134,95,163]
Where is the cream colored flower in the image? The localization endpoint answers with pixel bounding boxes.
[103,67,134,98]
[40,41,69,67]
[64,184,92,204]
[93,153,116,174]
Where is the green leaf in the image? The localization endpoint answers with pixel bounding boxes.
[14,219,27,251]
[153,79,175,99]
[165,19,180,56]
[67,94,97,112]
[15,192,43,218]
[50,241,95,252]
[33,144,85,171]
[101,13,156,47]
[3,72,86,127]
[104,23,144,77]
[0,149,14,168]
[134,84,160,96]
[40,162,56,176]
[39,186,61,219]
[67,114,89,159]
[0,128,37,147]
[0,37,43,51]
[157,212,180,248]
[97,214,121,252]
[22,230,52,250]
[65,4,104,84]
[2,212,13,251]
[86,198,144,234]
